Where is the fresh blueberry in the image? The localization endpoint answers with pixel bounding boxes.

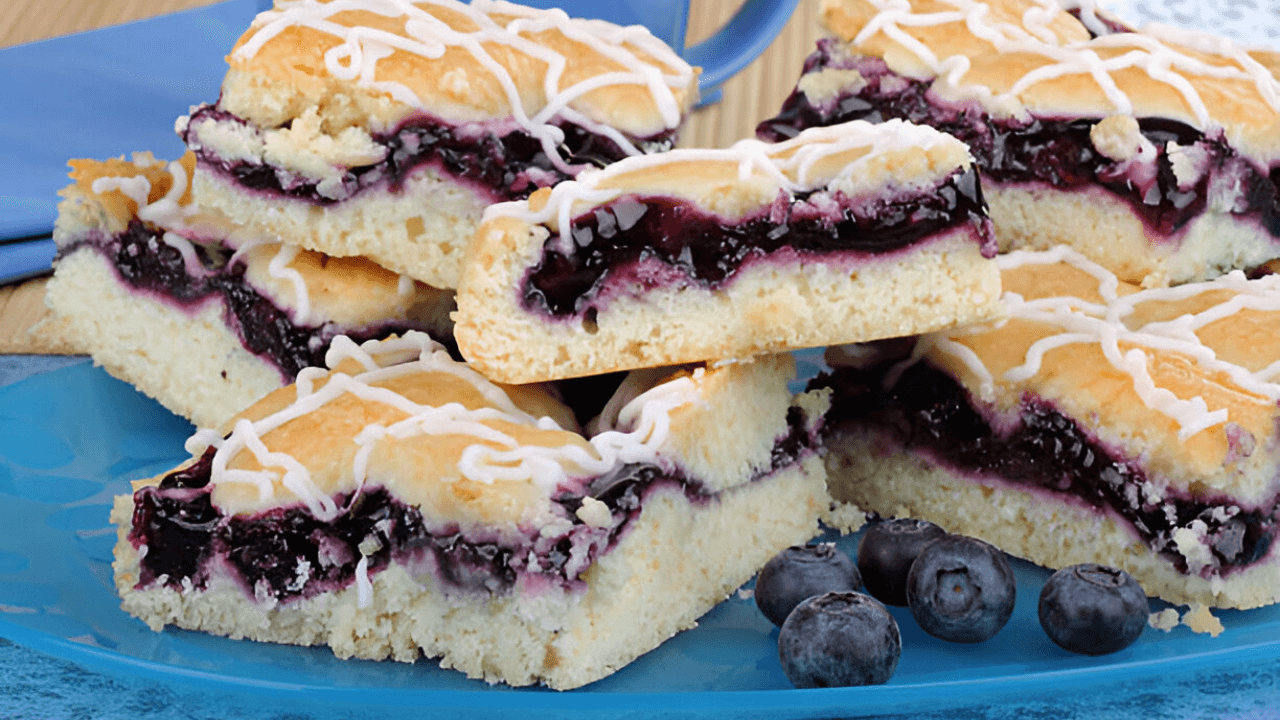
[778,591,900,688]
[1038,563,1148,655]
[755,543,863,626]
[856,518,948,606]
[906,534,1015,643]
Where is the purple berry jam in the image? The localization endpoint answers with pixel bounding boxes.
[129,406,817,601]
[812,361,1277,575]
[757,41,1280,239]
[185,105,675,205]
[521,167,992,318]
[61,221,450,380]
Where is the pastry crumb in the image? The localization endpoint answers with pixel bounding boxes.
[1148,608,1179,631]
[822,501,867,535]
[1181,603,1225,637]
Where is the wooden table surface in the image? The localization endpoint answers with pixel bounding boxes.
[0,0,823,354]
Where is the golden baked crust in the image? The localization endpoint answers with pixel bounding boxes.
[220,0,698,139]
[916,246,1280,501]
[820,0,1280,161]
[157,333,803,521]
[453,120,1002,383]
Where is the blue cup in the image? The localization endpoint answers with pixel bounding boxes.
[517,0,802,102]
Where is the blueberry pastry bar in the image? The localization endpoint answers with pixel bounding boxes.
[184,0,699,290]
[759,0,1280,287]
[453,119,1002,384]
[816,246,1280,609]
[45,152,454,429]
[110,332,832,689]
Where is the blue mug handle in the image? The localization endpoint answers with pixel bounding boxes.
[684,0,802,103]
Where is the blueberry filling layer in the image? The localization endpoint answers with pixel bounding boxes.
[185,105,675,205]
[757,41,1280,238]
[128,406,815,602]
[59,221,443,380]
[521,167,993,318]
[812,362,1279,576]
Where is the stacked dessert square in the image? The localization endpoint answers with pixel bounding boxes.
[111,332,835,690]
[760,0,1280,288]
[59,0,1004,690]
[453,119,1001,383]
[768,0,1280,611]
[46,0,700,428]
[184,0,700,289]
[46,151,454,428]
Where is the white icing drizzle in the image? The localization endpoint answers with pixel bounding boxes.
[136,160,193,229]
[921,246,1280,440]
[89,159,206,275]
[89,158,198,229]
[396,273,415,297]
[190,332,699,520]
[160,232,202,277]
[90,175,151,210]
[484,118,965,255]
[231,0,694,173]
[265,244,314,325]
[848,0,1280,127]
[354,555,373,608]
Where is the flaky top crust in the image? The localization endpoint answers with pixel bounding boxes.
[219,0,698,140]
[918,247,1280,501]
[53,153,450,327]
[820,0,1280,162]
[137,334,797,534]
[60,152,196,237]
[491,119,974,231]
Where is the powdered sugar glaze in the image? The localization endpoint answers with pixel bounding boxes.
[914,246,1280,440]
[833,0,1280,143]
[183,332,702,519]
[232,0,696,172]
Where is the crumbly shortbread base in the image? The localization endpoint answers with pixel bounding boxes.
[988,183,1280,287]
[825,430,1280,610]
[455,230,1001,384]
[112,454,829,690]
[192,162,488,290]
[44,249,286,429]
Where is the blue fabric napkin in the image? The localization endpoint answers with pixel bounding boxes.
[0,0,265,242]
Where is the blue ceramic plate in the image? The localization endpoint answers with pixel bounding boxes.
[1,360,1279,719]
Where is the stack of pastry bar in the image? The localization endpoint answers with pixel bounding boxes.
[72,0,1006,692]
[765,0,1280,612]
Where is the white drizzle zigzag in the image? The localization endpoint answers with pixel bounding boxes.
[846,0,1280,126]
[232,0,694,173]
[483,118,966,255]
[916,245,1280,440]
[92,157,420,327]
[89,157,205,277]
[182,331,701,521]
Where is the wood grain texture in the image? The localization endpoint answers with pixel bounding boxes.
[0,0,825,354]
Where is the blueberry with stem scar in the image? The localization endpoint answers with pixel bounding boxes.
[906,534,1015,643]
